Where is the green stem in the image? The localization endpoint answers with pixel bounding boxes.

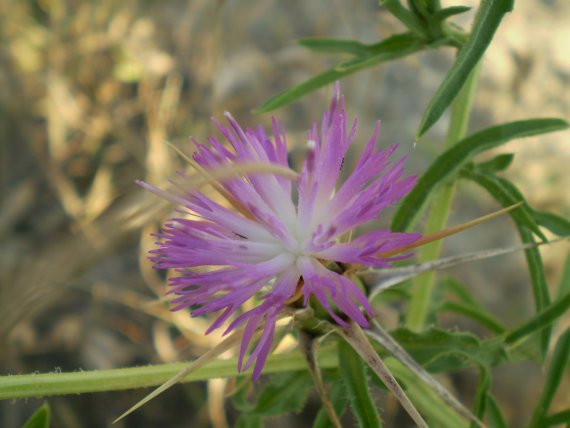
[0,349,338,400]
[405,62,481,332]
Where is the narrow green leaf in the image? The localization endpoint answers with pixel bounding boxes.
[438,276,479,305]
[506,293,570,345]
[438,301,505,334]
[298,38,372,56]
[471,368,490,426]
[475,153,515,173]
[430,6,472,23]
[380,0,428,37]
[556,250,570,301]
[528,328,570,428]
[392,118,568,231]
[338,340,382,427]
[256,33,425,113]
[462,171,547,240]
[486,394,508,428]
[23,403,51,428]
[543,409,570,426]
[313,381,349,428]
[465,171,553,357]
[417,0,514,136]
[531,209,570,237]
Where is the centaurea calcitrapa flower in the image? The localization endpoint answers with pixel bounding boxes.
[139,84,421,379]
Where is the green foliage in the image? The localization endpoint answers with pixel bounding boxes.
[528,329,570,427]
[436,277,506,334]
[390,327,509,372]
[338,340,382,427]
[392,118,568,232]
[416,0,514,136]
[231,371,314,416]
[255,33,426,113]
[23,403,51,428]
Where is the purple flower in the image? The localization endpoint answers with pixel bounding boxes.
[139,84,420,379]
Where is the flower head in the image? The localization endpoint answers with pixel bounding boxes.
[139,84,420,379]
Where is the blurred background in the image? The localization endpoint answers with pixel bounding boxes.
[1,0,569,426]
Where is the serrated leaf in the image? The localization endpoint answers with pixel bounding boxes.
[338,340,381,427]
[392,118,568,232]
[250,371,313,416]
[256,33,425,113]
[390,327,508,372]
[23,403,51,428]
[298,38,372,56]
[367,320,482,426]
[417,0,515,136]
[528,328,570,428]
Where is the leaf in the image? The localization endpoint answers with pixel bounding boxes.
[471,368,491,427]
[556,250,570,300]
[528,328,570,428]
[506,292,570,345]
[363,234,569,299]
[23,403,51,428]
[338,322,428,427]
[385,358,469,428]
[417,0,515,136]
[392,117,568,232]
[298,38,372,56]
[430,6,472,24]
[380,0,428,37]
[531,209,570,237]
[255,33,425,113]
[461,170,547,240]
[367,320,483,427]
[543,409,570,427]
[338,339,382,427]
[313,381,349,428]
[465,171,553,358]
[249,371,314,416]
[474,153,515,173]
[437,301,505,334]
[389,327,509,372]
[486,394,508,428]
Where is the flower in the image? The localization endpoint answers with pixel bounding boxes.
[139,84,420,379]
